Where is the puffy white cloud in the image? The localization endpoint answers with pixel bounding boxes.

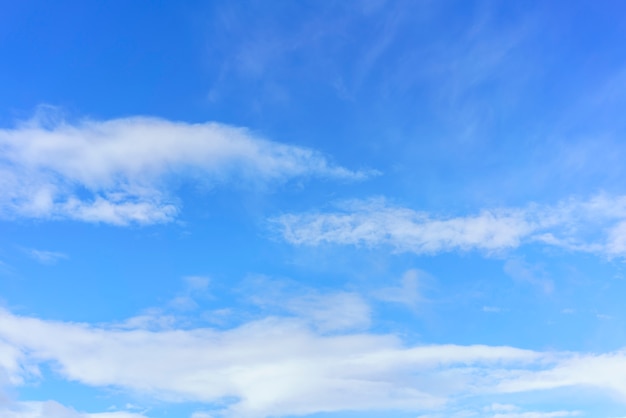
[0,114,370,225]
[272,194,626,257]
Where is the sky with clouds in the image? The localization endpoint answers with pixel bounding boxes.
[1,1,626,417]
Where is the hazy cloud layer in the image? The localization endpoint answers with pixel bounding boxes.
[0,115,370,225]
[272,195,626,257]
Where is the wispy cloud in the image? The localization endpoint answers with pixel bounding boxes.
[272,194,626,257]
[504,258,553,294]
[167,276,212,312]
[282,291,371,332]
[24,248,68,265]
[375,268,428,310]
[0,112,372,225]
[114,276,214,330]
[242,276,372,332]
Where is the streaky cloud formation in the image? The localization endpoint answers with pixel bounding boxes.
[272,195,626,257]
[0,114,372,225]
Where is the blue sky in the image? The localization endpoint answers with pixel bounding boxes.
[2,1,626,417]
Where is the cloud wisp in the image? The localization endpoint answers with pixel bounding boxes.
[0,308,626,418]
[0,114,372,225]
[24,248,68,265]
[272,195,626,257]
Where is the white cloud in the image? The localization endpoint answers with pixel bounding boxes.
[0,338,36,385]
[0,400,148,418]
[0,308,541,418]
[1,309,626,417]
[273,198,533,253]
[606,221,626,255]
[496,350,626,398]
[272,194,626,257]
[0,113,371,225]
[190,413,214,418]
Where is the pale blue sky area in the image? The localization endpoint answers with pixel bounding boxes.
[2,1,626,417]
